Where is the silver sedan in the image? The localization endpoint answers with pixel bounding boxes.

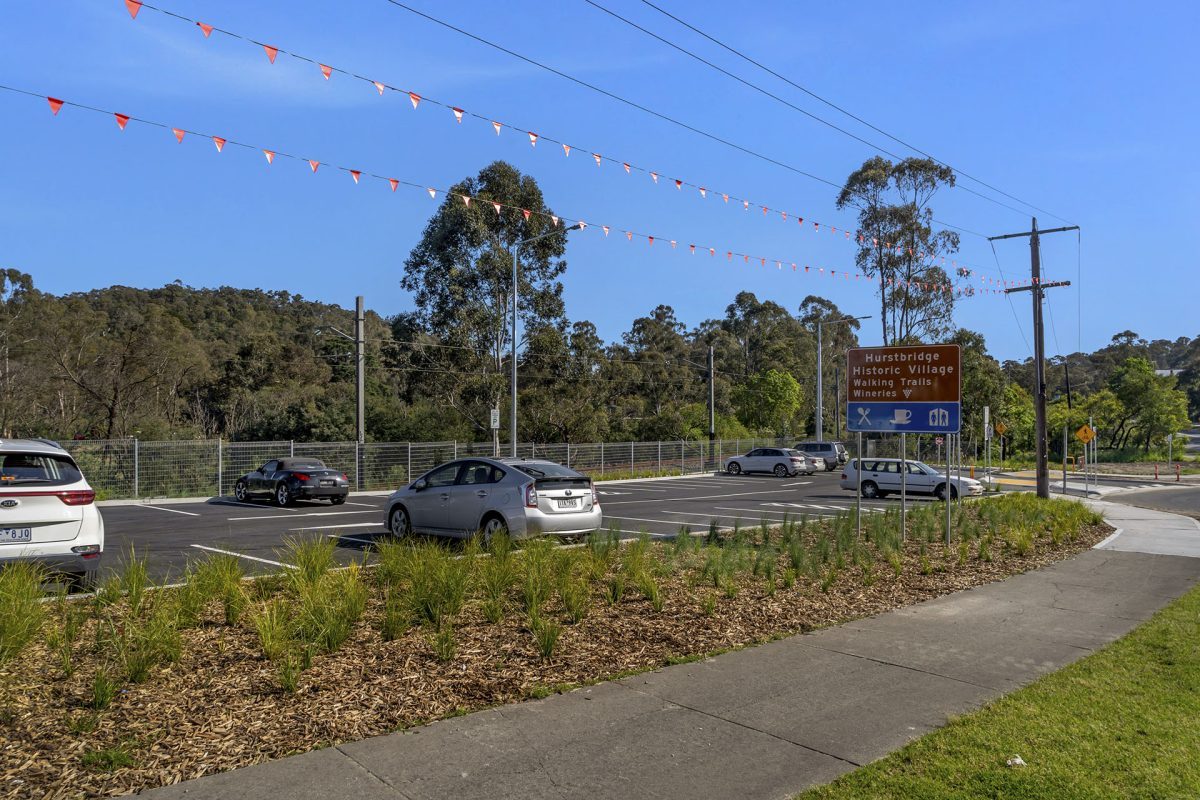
[385,457,602,541]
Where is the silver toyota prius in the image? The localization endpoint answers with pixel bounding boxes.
[384,457,602,541]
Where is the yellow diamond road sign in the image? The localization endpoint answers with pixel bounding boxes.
[1076,424,1096,444]
[994,422,1007,436]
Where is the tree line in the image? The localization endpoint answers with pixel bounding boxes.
[3,159,1194,453]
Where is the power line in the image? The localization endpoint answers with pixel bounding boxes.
[633,0,1074,225]
[989,238,1032,357]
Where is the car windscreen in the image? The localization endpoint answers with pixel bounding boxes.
[279,459,326,471]
[0,453,84,486]
[508,462,584,480]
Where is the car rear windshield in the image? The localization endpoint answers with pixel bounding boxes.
[280,459,326,471]
[0,453,84,486]
[509,461,584,480]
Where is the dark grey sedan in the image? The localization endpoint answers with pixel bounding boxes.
[233,458,350,506]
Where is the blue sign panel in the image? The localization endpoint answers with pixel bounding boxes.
[846,401,961,434]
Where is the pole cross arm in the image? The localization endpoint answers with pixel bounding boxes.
[1005,280,1071,294]
[988,225,1079,241]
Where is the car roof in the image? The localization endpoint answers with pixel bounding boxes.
[0,438,69,456]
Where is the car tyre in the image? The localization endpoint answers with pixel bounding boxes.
[67,571,95,594]
[479,513,508,545]
[388,505,411,537]
[861,481,880,499]
[773,464,789,478]
[330,495,346,505]
[727,462,742,475]
[274,482,292,507]
[935,483,958,501]
[234,479,249,503]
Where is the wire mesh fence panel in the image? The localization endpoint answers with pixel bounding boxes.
[529,443,569,465]
[406,442,462,479]
[63,440,135,500]
[563,443,602,473]
[221,441,290,496]
[136,440,220,498]
[360,443,410,491]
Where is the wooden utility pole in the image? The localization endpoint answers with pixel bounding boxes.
[989,218,1077,498]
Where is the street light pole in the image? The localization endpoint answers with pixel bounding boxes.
[815,315,871,441]
[511,223,582,457]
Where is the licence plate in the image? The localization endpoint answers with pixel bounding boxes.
[320,480,334,487]
[0,528,32,544]
[555,498,579,509]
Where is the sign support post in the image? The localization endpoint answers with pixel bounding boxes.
[900,432,907,540]
[856,432,862,540]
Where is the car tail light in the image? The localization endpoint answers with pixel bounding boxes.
[791,457,802,463]
[341,473,349,482]
[840,473,847,480]
[57,490,95,506]
[591,481,599,505]
[293,472,310,482]
[524,483,538,509]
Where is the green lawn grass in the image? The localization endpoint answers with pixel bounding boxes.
[798,580,1200,799]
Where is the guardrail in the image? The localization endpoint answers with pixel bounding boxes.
[61,437,794,500]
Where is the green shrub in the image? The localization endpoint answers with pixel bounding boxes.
[405,542,472,628]
[531,616,561,661]
[276,654,301,694]
[380,590,408,641]
[120,551,150,617]
[252,598,293,661]
[700,593,717,617]
[560,576,591,623]
[282,536,336,589]
[193,554,246,625]
[429,625,456,663]
[295,565,368,653]
[91,668,118,710]
[521,540,556,615]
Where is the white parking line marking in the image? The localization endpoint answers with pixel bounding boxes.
[190,544,293,569]
[138,505,200,516]
[226,510,380,522]
[290,523,381,532]
[342,502,378,508]
[602,487,806,505]
[781,481,813,487]
[325,532,383,546]
[215,501,300,512]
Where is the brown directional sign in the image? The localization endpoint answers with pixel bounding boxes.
[846,344,961,403]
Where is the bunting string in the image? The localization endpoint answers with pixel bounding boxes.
[118,0,1014,285]
[7,83,1022,297]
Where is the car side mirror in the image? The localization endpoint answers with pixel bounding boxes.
[412,478,428,492]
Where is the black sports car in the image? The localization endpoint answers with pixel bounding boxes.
[233,458,350,506]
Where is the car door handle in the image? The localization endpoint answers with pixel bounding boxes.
[476,490,488,498]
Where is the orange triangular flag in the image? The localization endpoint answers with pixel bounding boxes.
[427,188,436,199]
[593,153,602,167]
[197,22,213,37]
[781,211,787,222]
[453,107,464,123]
[114,113,130,130]
[674,179,682,190]
[125,0,142,19]
[320,64,332,80]
[374,81,385,95]
[461,195,471,207]
[263,149,275,164]
[689,244,696,254]
[263,45,278,64]
[522,209,531,221]
[551,216,559,227]
[172,128,185,143]
[308,160,320,173]
[350,170,361,184]
[761,206,767,215]
[527,132,538,147]
[579,221,588,229]
[743,200,749,210]
[699,187,707,198]
[47,97,64,115]
[389,179,398,192]
[648,236,655,246]
[709,248,715,256]
[623,163,631,174]
[562,143,571,157]
[492,202,502,215]
[492,121,502,135]
[408,92,421,110]
[650,172,658,183]
[602,226,610,236]
[626,231,632,241]
[722,193,729,203]
[212,136,225,152]
[670,240,676,248]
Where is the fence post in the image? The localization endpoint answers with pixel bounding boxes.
[216,439,223,497]
[657,441,662,472]
[289,440,294,458]
[566,442,571,468]
[133,438,139,499]
[453,440,458,459]
[630,441,635,475]
[681,440,685,473]
[601,442,605,475]
[406,443,412,484]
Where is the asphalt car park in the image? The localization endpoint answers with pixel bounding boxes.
[99,470,938,584]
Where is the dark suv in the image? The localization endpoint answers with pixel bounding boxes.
[793,441,849,471]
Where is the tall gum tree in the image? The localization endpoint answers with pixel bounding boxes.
[836,156,959,345]
[401,161,569,448]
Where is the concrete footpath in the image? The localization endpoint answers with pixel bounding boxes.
[139,500,1200,800]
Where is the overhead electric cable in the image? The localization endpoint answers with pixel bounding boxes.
[633,0,1074,225]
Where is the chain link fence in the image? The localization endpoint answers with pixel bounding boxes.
[61,436,802,500]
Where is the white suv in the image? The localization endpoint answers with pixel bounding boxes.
[0,439,104,591]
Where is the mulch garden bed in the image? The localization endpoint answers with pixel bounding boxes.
[0,499,1113,798]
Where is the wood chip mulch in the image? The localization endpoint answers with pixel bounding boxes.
[0,520,1113,799]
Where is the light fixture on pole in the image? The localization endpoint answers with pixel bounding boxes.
[815,315,871,442]
[511,223,582,457]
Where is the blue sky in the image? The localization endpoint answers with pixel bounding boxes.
[2,0,1197,363]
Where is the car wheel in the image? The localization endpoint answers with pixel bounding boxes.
[773,464,789,478]
[826,462,836,472]
[274,483,292,507]
[727,462,742,475]
[480,513,508,545]
[67,571,95,594]
[861,481,880,499]
[388,505,411,537]
[330,495,346,505]
[935,483,958,501]
[234,479,249,502]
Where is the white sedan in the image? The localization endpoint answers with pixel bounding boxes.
[839,458,983,500]
[725,448,820,477]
